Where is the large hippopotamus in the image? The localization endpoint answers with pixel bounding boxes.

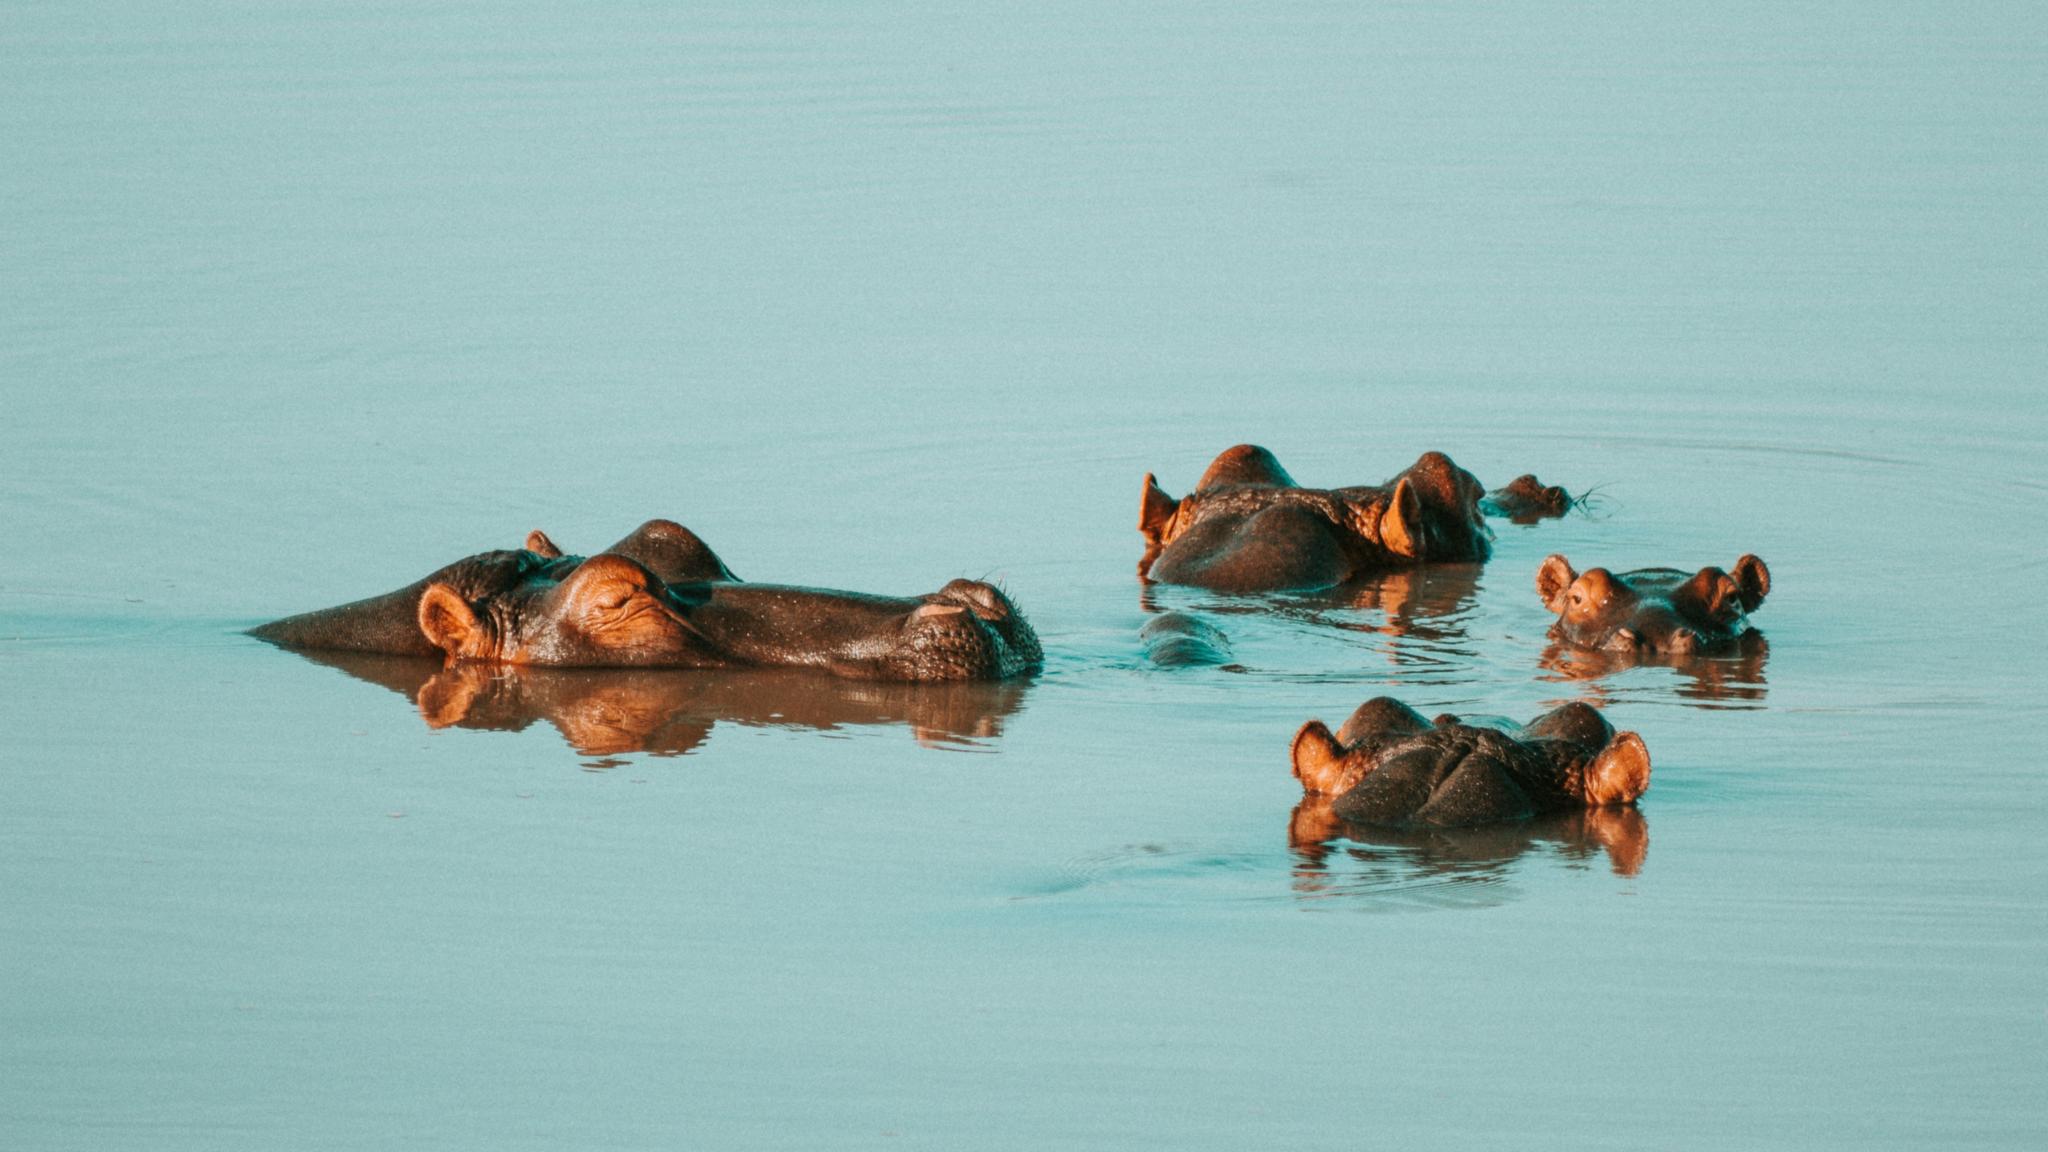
[1537,553,1770,654]
[252,520,1042,682]
[1289,696,1650,829]
[1138,445,1569,592]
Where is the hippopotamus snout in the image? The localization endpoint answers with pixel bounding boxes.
[897,580,1042,681]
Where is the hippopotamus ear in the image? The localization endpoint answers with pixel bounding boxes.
[524,530,564,559]
[416,663,487,728]
[1378,477,1424,558]
[1536,555,1578,613]
[1290,720,1360,796]
[1139,474,1181,546]
[1689,567,1745,624]
[1584,731,1652,807]
[1733,555,1770,612]
[418,583,484,662]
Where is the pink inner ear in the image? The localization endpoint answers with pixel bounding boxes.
[1537,557,1576,612]
[417,583,479,657]
[1380,478,1423,556]
[1735,555,1771,609]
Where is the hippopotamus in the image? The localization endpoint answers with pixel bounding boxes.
[1138,611,1236,668]
[1479,473,1574,523]
[1289,696,1650,829]
[1537,553,1770,654]
[251,519,1042,682]
[1138,445,1570,592]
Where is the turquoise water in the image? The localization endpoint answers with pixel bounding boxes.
[4,4,2045,1148]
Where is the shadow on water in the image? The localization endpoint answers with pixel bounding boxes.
[1538,632,1771,709]
[1287,797,1649,910]
[286,649,1031,759]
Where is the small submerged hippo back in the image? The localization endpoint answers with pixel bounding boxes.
[1538,553,1770,654]
[1290,696,1650,829]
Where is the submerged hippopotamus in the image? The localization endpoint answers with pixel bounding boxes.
[252,520,1041,682]
[1537,553,1770,654]
[1289,697,1650,829]
[1138,445,1569,592]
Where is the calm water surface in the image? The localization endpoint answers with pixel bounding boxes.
[4,3,2046,1149]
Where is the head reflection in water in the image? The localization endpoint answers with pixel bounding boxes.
[1302,563,1482,641]
[1135,564,1484,672]
[1287,797,1649,906]
[1539,632,1770,707]
[290,650,1028,758]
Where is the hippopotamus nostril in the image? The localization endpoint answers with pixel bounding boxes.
[1668,629,1702,654]
[937,578,1010,623]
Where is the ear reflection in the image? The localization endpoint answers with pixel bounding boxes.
[1288,796,1649,902]
[1538,631,1770,706]
[284,649,1028,757]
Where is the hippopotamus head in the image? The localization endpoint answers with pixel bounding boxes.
[1537,554,1771,654]
[1138,447,1516,592]
[1478,473,1573,523]
[252,519,1042,682]
[415,561,1040,681]
[1288,696,1650,828]
[1372,450,1494,564]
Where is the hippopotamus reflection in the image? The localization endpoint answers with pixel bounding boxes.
[291,649,1027,757]
[1290,697,1650,829]
[1538,553,1770,654]
[1134,563,1488,671]
[1539,633,1770,706]
[1139,445,1569,592]
[1288,799,1649,891]
[252,520,1041,682]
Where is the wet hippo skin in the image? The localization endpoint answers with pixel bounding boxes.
[252,520,1042,682]
[1289,696,1651,829]
[1138,444,1570,593]
[1538,553,1770,654]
